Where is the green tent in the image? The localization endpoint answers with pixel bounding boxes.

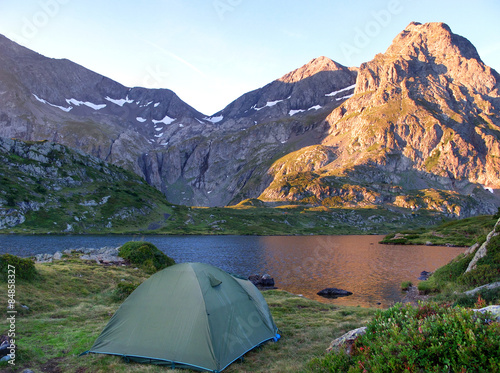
[84,262,280,372]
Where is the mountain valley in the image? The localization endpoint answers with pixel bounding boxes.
[1,21,499,232]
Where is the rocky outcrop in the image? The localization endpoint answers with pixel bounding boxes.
[465,217,500,272]
[0,137,172,233]
[326,327,367,354]
[34,247,125,265]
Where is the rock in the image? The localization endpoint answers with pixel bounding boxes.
[35,253,53,263]
[466,218,500,272]
[53,251,63,260]
[326,327,367,354]
[248,274,276,289]
[317,287,353,298]
[464,282,500,296]
[79,246,125,265]
[418,271,432,280]
[472,305,500,322]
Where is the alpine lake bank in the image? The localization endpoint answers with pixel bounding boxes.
[1,215,500,372]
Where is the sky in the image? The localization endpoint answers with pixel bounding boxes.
[0,0,499,115]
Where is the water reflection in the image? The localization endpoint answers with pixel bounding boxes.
[0,234,463,308]
[258,235,463,307]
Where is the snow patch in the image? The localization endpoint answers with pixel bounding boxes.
[325,84,356,97]
[336,94,354,101]
[136,117,147,123]
[483,186,495,193]
[196,118,205,124]
[154,133,164,138]
[155,127,163,131]
[154,102,160,107]
[308,105,322,111]
[204,115,223,123]
[33,94,72,112]
[253,99,284,111]
[179,123,184,128]
[152,115,176,125]
[289,109,305,116]
[105,96,134,106]
[66,98,106,110]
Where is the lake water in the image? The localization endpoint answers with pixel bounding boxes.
[0,234,464,308]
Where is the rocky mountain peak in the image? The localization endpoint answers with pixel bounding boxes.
[278,56,351,84]
[388,22,481,61]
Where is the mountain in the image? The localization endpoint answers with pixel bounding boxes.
[259,22,500,217]
[0,35,356,206]
[0,22,499,218]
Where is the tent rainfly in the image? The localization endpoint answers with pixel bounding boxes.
[82,262,280,372]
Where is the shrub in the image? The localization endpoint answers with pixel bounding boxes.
[460,264,500,288]
[112,282,138,301]
[118,241,175,274]
[0,254,38,282]
[309,303,500,372]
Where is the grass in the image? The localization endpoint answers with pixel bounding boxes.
[380,214,497,247]
[0,256,376,373]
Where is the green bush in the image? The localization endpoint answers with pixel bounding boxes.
[417,278,439,294]
[0,254,38,282]
[118,241,175,274]
[112,282,138,301]
[309,303,500,372]
[401,281,412,291]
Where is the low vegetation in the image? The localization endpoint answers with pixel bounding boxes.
[309,303,500,372]
[380,214,497,247]
[118,241,175,274]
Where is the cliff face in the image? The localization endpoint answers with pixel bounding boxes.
[260,22,500,216]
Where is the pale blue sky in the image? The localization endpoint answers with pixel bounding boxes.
[1,0,499,115]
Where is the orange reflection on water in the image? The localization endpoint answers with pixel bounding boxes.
[258,235,464,308]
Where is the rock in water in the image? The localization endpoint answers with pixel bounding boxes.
[248,274,276,288]
[317,287,353,298]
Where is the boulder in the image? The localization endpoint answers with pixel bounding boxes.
[326,327,367,354]
[417,271,432,280]
[473,305,500,322]
[248,274,276,288]
[317,287,353,298]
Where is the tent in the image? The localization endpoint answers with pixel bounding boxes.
[83,262,280,372]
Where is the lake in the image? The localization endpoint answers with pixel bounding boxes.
[0,234,464,308]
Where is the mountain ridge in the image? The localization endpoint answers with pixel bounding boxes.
[0,22,499,217]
